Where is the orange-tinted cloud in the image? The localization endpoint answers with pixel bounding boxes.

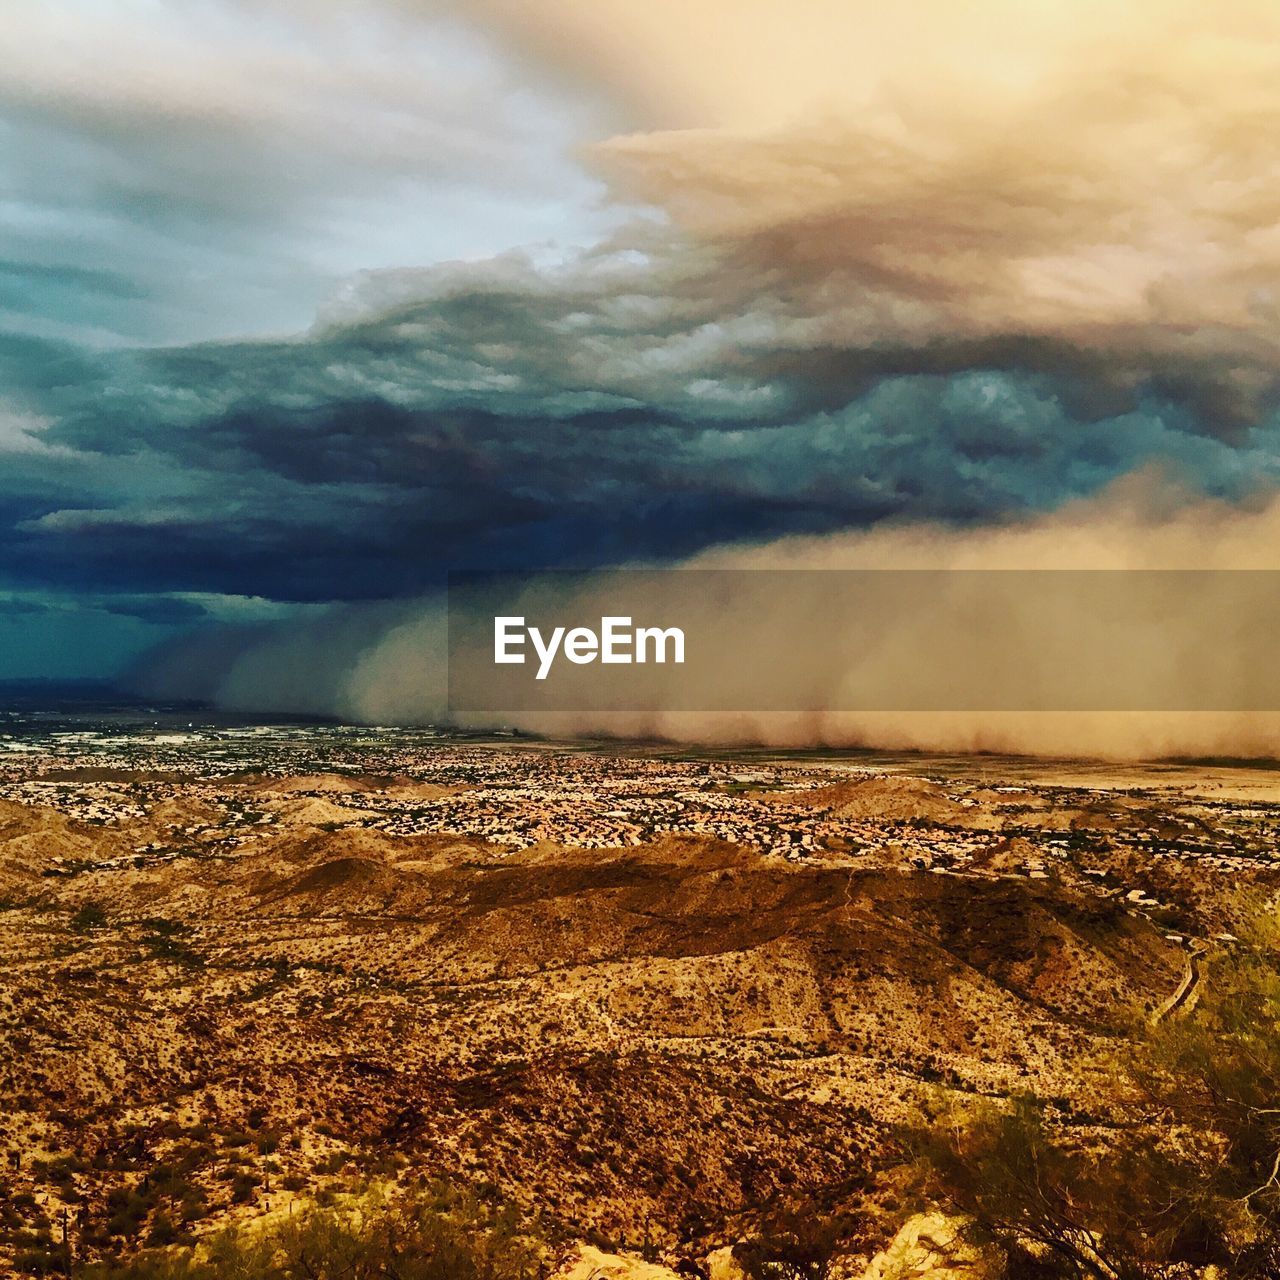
[448,0,1280,431]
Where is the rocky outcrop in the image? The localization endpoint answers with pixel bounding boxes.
[859,1213,988,1279]
[554,1244,685,1280]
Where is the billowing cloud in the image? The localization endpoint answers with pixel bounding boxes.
[2,219,1279,617]
[445,0,1280,433]
[3,281,1275,608]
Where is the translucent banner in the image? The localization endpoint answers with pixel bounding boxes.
[446,569,1280,713]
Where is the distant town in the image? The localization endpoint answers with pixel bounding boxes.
[2,714,1275,917]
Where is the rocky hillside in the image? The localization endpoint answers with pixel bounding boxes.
[0,781,1191,1273]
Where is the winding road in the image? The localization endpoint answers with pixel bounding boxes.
[1150,942,1206,1025]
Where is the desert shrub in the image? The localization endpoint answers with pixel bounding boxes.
[912,908,1280,1278]
[144,1212,183,1248]
[14,1243,66,1277]
[77,1181,547,1280]
[229,1172,260,1204]
[137,919,204,968]
[911,1094,1204,1280]
[71,903,108,933]
[33,1155,84,1187]
[734,1198,863,1280]
[106,1186,160,1240]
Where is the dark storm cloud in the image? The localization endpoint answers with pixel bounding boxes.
[95,596,212,626]
[0,598,54,619]
[0,249,1274,608]
[0,201,1277,613]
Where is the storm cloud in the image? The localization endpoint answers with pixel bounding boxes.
[4,270,1276,609]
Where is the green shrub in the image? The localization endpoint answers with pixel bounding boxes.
[734,1198,862,1280]
[911,909,1280,1278]
[77,1182,547,1279]
[71,903,108,933]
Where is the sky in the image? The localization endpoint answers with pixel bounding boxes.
[3,0,1280,687]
